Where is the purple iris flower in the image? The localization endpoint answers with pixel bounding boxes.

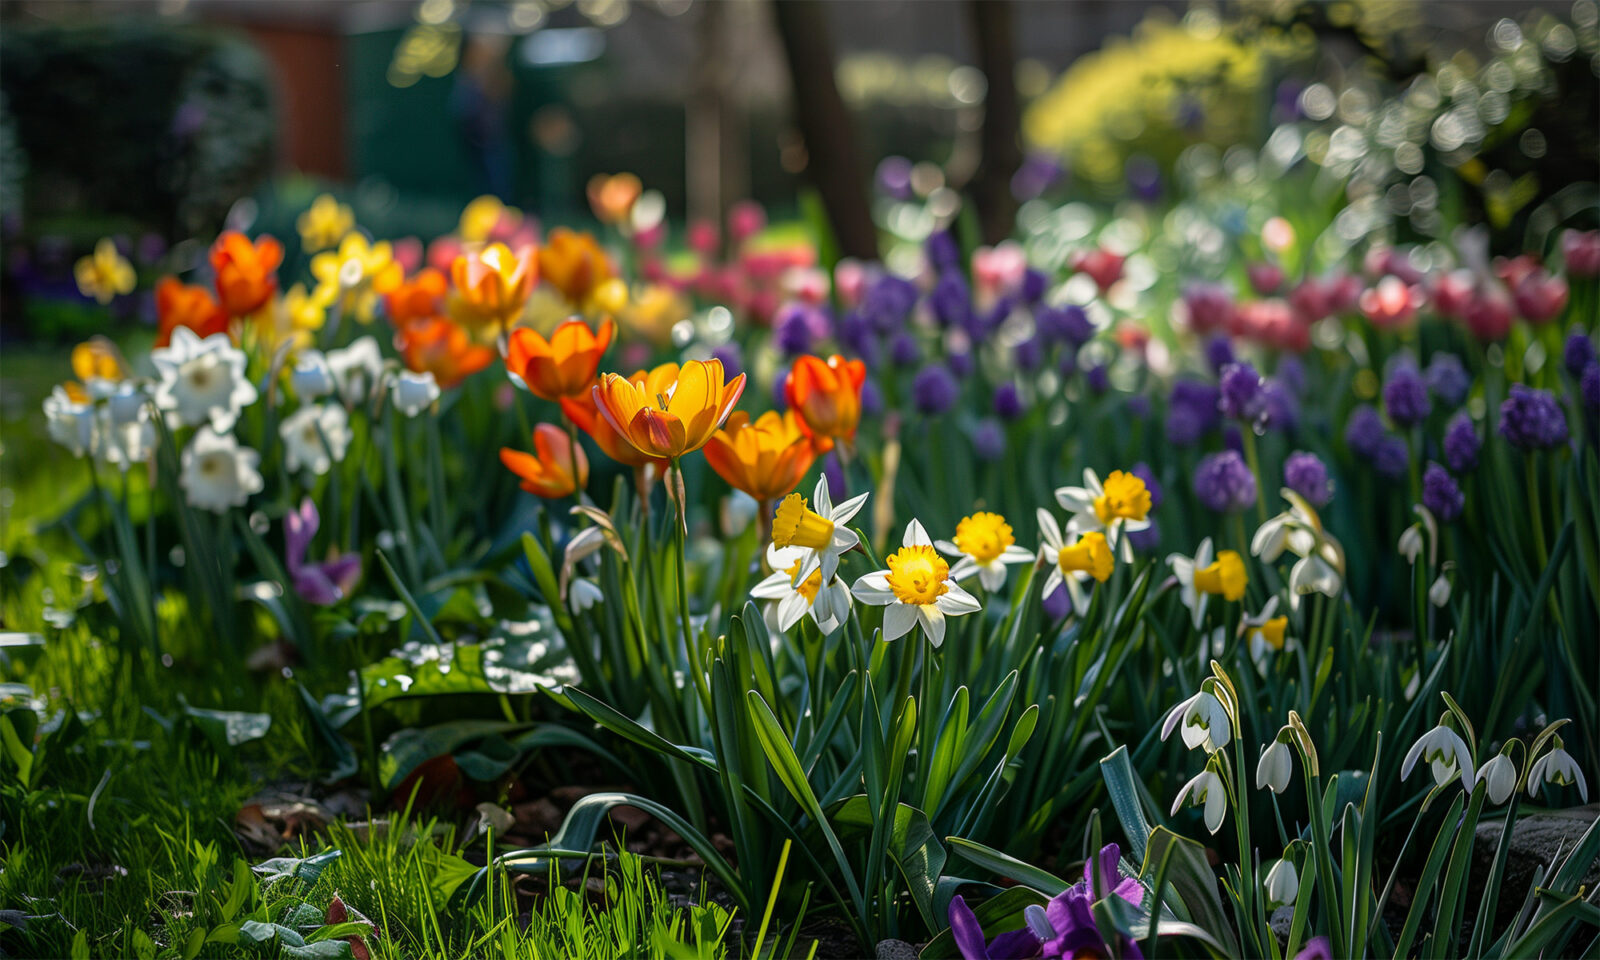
[1500,384,1569,451]
[1422,462,1464,522]
[285,498,361,606]
[949,843,1146,960]
[1443,413,1480,473]
[1283,451,1332,507]
[1194,450,1257,513]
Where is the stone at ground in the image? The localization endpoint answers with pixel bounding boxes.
[1472,803,1599,930]
[876,939,919,959]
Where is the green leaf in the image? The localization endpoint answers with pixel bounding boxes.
[563,685,717,771]
[945,836,1070,894]
[1139,826,1240,957]
[70,929,88,960]
[833,797,947,930]
[178,699,272,748]
[1100,745,1152,864]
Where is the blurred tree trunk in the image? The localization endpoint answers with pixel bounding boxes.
[771,0,876,260]
[968,0,1021,245]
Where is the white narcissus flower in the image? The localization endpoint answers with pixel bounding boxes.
[1401,724,1475,794]
[392,369,441,417]
[1171,769,1227,834]
[279,403,351,476]
[1527,739,1588,803]
[770,474,868,585]
[1054,467,1153,561]
[935,511,1034,592]
[180,426,263,513]
[1476,753,1518,805]
[751,544,853,636]
[152,326,258,430]
[44,385,97,456]
[1243,596,1291,673]
[1263,858,1299,908]
[1257,738,1293,794]
[106,381,147,425]
[326,336,384,406]
[1035,508,1115,614]
[292,350,336,400]
[851,519,981,648]
[1161,688,1233,753]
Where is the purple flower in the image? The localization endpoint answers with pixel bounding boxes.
[1219,362,1264,421]
[285,498,361,606]
[1126,518,1162,552]
[1383,364,1431,427]
[1131,462,1164,508]
[1085,364,1109,395]
[1194,450,1257,513]
[912,363,959,415]
[1204,335,1236,373]
[949,349,975,379]
[1424,353,1470,407]
[1583,361,1600,412]
[1295,937,1333,960]
[1499,384,1569,450]
[710,342,742,382]
[1126,393,1151,420]
[971,418,1005,461]
[1014,336,1044,371]
[1021,267,1048,304]
[949,843,1146,960]
[926,230,960,273]
[863,274,918,329]
[1011,152,1065,203]
[1276,355,1306,396]
[948,895,1042,960]
[932,272,973,331]
[823,453,847,498]
[1261,379,1299,432]
[1038,304,1094,348]
[994,382,1025,420]
[861,378,884,417]
[774,304,817,355]
[889,331,920,368]
[1042,582,1072,619]
[1422,462,1464,523]
[770,371,789,412]
[1283,451,1332,507]
[875,156,914,200]
[1443,413,1481,473]
[1566,331,1597,379]
[1167,380,1221,447]
[1345,405,1388,459]
[1374,436,1409,478]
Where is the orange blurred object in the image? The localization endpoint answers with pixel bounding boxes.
[703,410,817,503]
[155,277,230,347]
[592,359,746,460]
[451,242,537,328]
[395,317,495,390]
[784,354,866,453]
[210,232,283,316]
[586,172,642,225]
[385,268,449,326]
[506,317,615,402]
[538,227,614,305]
[500,422,588,499]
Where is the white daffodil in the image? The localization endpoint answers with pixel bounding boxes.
[98,411,156,472]
[392,369,441,417]
[1171,768,1227,834]
[852,519,982,647]
[1252,490,1345,608]
[1243,596,1291,673]
[292,350,336,400]
[1263,858,1299,908]
[935,511,1034,592]
[1476,752,1518,805]
[1054,468,1153,561]
[1161,687,1233,753]
[279,403,351,476]
[44,385,97,456]
[1168,538,1248,629]
[1035,508,1115,613]
[1401,724,1475,794]
[180,426,263,513]
[152,326,258,430]
[1527,738,1588,802]
[106,381,147,425]
[326,336,384,406]
[569,578,603,613]
[770,474,868,585]
[751,543,853,635]
[1257,737,1294,794]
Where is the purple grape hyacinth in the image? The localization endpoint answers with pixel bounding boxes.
[1565,330,1597,379]
[1422,462,1464,523]
[1283,451,1332,506]
[1443,413,1481,473]
[1424,353,1470,407]
[1383,364,1431,427]
[911,363,959,415]
[1219,362,1265,421]
[1499,384,1568,450]
[1194,450,1257,513]
[994,382,1025,420]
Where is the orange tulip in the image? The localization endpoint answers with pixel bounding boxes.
[703,410,816,503]
[385,268,449,326]
[538,227,613,305]
[451,242,537,327]
[506,317,615,402]
[560,390,667,470]
[210,231,283,316]
[500,423,588,499]
[155,276,230,347]
[587,173,642,225]
[396,317,495,390]
[593,359,746,460]
[785,354,867,452]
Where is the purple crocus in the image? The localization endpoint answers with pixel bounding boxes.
[1424,353,1470,407]
[1295,937,1333,960]
[1383,364,1431,427]
[1499,384,1569,450]
[1422,462,1464,523]
[285,498,361,606]
[912,363,960,415]
[949,843,1146,960]
[1283,451,1332,507]
[949,895,1043,960]
[1042,583,1072,619]
[1218,362,1264,421]
[1194,450,1257,513]
[1443,413,1481,473]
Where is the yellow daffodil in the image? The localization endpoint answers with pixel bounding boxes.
[852,519,982,647]
[310,233,403,324]
[1055,468,1152,560]
[458,195,507,244]
[1169,538,1247,628]
[935,511,1034,591]
[1037,508,1116,614]
[296,193,354,252]
[75,239,136,305]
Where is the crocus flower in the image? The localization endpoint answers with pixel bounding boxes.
[1499,384,1568,451]
[396,316,495,390]
[1527,735,1588,802]
[285,497,361,606]
[500,423,587,499]
[451,242,537,329]
[538,227,614,306]
[1383,363,1431,427]
[1421,463,1463,523]
[948,895,1042,960]
[210,231,283,316]
[771,474,867,584]
[852,519,982,647]
[1296,937,1333,960]
[1401,723,1475,794]
[593,359,746,460]
[74,237,137,305]
[703,410,816,504]
[1203,335,1235,374]
[750,543,853,635]
[1282,452,1331,507]
[785,354,866,453]
[1194,450,1256,514]
[506,317,615,402]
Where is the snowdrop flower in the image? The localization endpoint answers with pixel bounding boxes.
[152,326,258,430]
[1243,596,1290,672]
[1398,504,1438,567]
[1168,538,1247,628]
[1171,768,1227,834]
[569,579,603,613]
[1401,724,1475,794]
[852,519,981,647]
[771,474,868,584]
[1264,858,1299,908]
[1257,737,1293,793]
[751,543,853,635]
[326,336,384,405]
[44,385,97,457]
[1054,468,1152,560]
[279,403,351,476]
[1035,508,1115,613]
[1251,490,1344,607]
[935,511,1034,591]
[1162,686,1233,753]
[391,369,441,417]
[180,426,263,513]
[1476,752,1518,805]
[292,350,336,400]
[1428,571,1452,608]
[1527,737,1587,802]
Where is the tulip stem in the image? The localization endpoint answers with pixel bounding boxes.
[671,460,712,714]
